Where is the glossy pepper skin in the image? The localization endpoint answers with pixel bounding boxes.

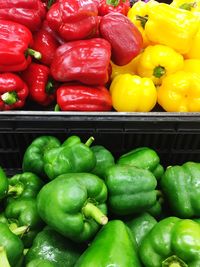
[37,173,108,243]
[27,259,55,267]
[136,45,184,86]
[0,167,8,200]
[171,0,200,13]
[161,162,200,218]
[51,38,111,85]
[0,73,29,111]
[5,197,44,248]
[0,0,46,32]
[110,74,157,112]
[100,13,143,66]
[0,20,41,72]
[25,227,84,267]
[43,136,96,180]
[47,0,99,41]
[139,217,200,267]
[22,136,61,178]
[144,2,200,54]
[98,0,130,16]
[182,59,200,76]
[21,63,57,107]
[105,165,157,215]
[75,220,142,267]
[157,71,200,112]
[0,222,24,267]
[184,27,200,60]
[56,84,112,111]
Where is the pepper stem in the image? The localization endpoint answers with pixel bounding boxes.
[1,91,18,105]
[8,184,24,198]
[106,0,120,6]
[0,247,11,267]
[153,66,166,78]
[47,0,56,9]
[162,255,188,267]
[85,137,95,147]
[136,15,148,28]
[179,2,196,10]
[45,80,55,95]
[26,48,42,60]
[54,104,60,112]
[82,202,108,225]
[11,225,29,236]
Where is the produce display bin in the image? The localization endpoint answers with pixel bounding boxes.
[1,111,200,175]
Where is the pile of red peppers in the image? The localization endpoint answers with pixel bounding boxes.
[0,0,143,111]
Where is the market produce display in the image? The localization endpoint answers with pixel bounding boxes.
[0,134,200,266]
[1,0,200,111]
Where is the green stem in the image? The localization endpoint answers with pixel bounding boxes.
[54,104,60,112]
[47,0,55,9]
[179,2,196,10]
[82,202,108,225]
[26,48,42,60]
[162,255,188,267]
[85,137,95,147]
[0,247,10,267]
[8,184,24,198]
[153,66,166,78]
[106,0,120,7]
[1,91,18,105]
[45,80,55,95]
[136,15,148,28]
[11,225,29,236]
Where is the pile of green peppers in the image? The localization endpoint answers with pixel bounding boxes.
[0,135,200,267]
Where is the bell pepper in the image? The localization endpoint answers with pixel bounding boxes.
[100,13,143,66]
[161,161,200,218]
[0,73,29,111]
[27,259,54,267]
[139,217,200,267]
[110,73,157,112]
[182,59,200,75]
[47,0,99,41]
[0,0,46,32]
[136,44,184,86]
[41,20,65,45]
[98,0,130,16]
[91,145,115,179]
[157,71,200,112]
[144,2,200,54]
[0,222,25,267]
[22,136,61,178]
[5,197,44,247]
[184,27,200,59]
[0,20,41,72]
[25,227,84,267]
[21,63,57,107]
[7,172,44,200]
[43,136,96,180]
[37,173,108,243]
[51,38,111,85]
[0,167,8,200]
[56,84,112,112]
[171,0,200,13]
[105,165,157,215]
[75,220,142,267]
[126,212,157,247]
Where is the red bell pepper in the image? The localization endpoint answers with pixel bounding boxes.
[56,84,112,111]
[46,0,99,41]
[100,13,143,66]
[21,63,57,106]
[0,20,41,72]
[0,73,29,111]
[0,0,46,32]
[98,0,130,16]
[51,38,111,86]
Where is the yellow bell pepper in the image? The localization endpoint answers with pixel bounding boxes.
[110,74,157,112]
[136,44,184,85]
[127,1,155,48]
[144,2,200,54]
[157,71,200,112]
[184,27,200,59]
[171,0,200,14]
[182,59,200,75]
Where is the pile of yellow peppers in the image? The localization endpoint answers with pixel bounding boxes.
[109,0,200,112]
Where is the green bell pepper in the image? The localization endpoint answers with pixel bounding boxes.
[5,197,44,248]
[25,227,84,267]
[0,167,8,200]
[90,145,115,179]
[37,173,108,243]
[75,220,142,267]
[105,165,157,215]
[7,172,44,200]
[43,136,96,180]
[126,212,157,247]
[117,147,163,179]
[0,222,24,267]
[139,217,200,267]
[22,136,61,178]
[161,161,200,218]
[26,259,55,267]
